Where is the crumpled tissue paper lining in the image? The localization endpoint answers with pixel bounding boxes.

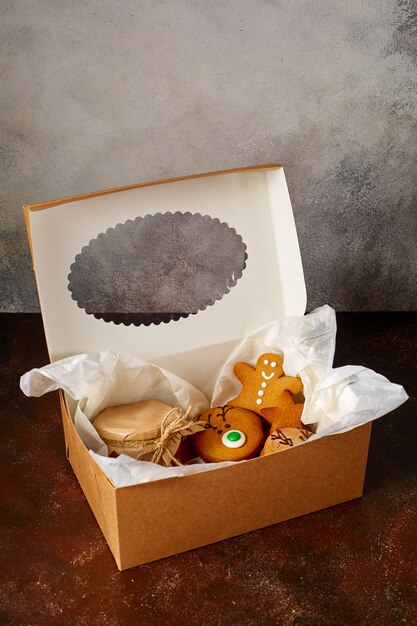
[20,305,408,487]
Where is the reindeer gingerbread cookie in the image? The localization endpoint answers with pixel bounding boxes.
[192,405,264,462]
[227,352,304,430]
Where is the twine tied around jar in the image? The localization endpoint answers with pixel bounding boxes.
[102,405,206,466]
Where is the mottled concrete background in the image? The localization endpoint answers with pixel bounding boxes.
[1,1,416,312]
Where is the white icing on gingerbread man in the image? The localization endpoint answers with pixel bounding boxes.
[227,352,304,430]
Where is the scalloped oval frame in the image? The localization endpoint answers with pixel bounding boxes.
[68,212,248,326]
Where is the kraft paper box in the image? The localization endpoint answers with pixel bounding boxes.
[23,165,373,570]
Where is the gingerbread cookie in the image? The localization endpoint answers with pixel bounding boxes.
[191,406,264,462]
[227,352,304,430]
[261,427,310,456]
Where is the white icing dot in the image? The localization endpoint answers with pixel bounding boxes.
[221,430,246,449]
[256,398,263,405]
[257,390,264,397]
[261,382,267,388]
[271,361,277,368]
[263,359,269,365]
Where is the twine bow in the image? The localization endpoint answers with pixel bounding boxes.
[150,406,205,466]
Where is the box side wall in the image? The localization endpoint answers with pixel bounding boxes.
[115,423,372,570]
[59,392,122,567]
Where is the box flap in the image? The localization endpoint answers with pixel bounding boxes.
[25,165,306,397]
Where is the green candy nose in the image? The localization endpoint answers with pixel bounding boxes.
[222,429,246,449]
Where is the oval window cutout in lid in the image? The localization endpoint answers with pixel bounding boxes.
[67,211,248,326]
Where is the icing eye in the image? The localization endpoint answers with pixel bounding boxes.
[271,361,277,368]
[263,359,269,365]
[222,430,246,448]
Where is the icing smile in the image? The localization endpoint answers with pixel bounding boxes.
[262,371,275,380]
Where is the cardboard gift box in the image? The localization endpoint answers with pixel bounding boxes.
[24,164,371,570]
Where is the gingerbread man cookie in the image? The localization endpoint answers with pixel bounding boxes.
[191,406,264,462]
[227,352,304,430]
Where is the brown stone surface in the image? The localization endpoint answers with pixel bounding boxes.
[0,313,416,626]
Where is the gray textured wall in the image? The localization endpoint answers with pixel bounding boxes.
[1,1,416,312]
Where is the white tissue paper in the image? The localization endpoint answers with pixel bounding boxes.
[20,306,408,488]
[212,306,408,439]
[20,351,234,486]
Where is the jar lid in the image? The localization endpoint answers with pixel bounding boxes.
[92,399,180,444]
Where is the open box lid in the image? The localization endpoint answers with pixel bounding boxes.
[24,164,306,398]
